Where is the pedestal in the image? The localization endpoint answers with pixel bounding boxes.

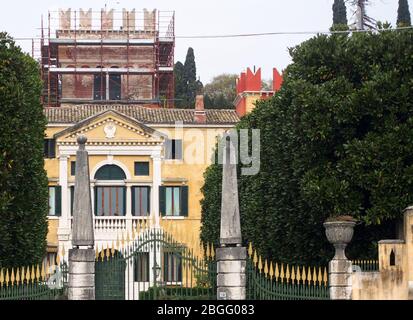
[68,248,95,300]
[216,247,246,300]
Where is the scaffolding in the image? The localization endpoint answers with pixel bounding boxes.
[36,9,175,108]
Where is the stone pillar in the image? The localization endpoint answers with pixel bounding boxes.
[217,247,246,300]
[324,220,356,300]
[57,155,71,238]
[68,135,95,300]
[68,249,95,300]
[126,184,132,234]
[404,206,413,300]
[151,153,162,227]
[217,133,246,300]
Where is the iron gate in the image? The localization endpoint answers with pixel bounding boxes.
[246,243,330,300]
[95,226,217,300]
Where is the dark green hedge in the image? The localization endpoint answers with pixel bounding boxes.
[201,29,413,265]
[0,33,48,268]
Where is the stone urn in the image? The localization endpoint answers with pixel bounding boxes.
[324,217,356,260]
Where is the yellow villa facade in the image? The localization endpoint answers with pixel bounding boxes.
[43,103,239,261]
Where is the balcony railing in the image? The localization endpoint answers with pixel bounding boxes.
[69,216,151,235]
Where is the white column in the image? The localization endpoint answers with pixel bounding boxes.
[57,155,71,241]
[151,153,162,227]
[126,184,132,235]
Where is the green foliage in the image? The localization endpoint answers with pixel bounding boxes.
[332,0,348,27]
[174,48,203,108]
[0,33,48,268]
[203,73,237,109]
[201,30,413,265]
[397,0,411,27]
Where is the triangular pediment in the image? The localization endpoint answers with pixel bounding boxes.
[54,109,165,145]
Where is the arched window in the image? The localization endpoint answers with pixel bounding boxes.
[94,165,126,216]
[94,165,126,180]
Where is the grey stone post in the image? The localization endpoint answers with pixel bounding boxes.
[216,133,246,300]
[68,135,95,300]
[324,220,356,300]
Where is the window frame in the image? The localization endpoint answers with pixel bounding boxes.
[165,139,183,160]
[163,251,183,283]
[131,186,151,217]
[48,186,61,217]
[134,161,150,176]
[94,186,127,217]
[134,252,150,282]
[159,186,188,217]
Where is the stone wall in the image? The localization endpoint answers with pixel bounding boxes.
[352,240,408,300]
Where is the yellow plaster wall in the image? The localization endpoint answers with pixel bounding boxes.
[47,219,59,247]
[45,121,231,252]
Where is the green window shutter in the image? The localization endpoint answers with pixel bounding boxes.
[71,161,76,176]
[180,186,188,217]
[165,139,172,159]
[159,186,166,216]
[175,140,183,160]
[94,186,98,216]
[55,186,62,216]
[131,187,136,216]
[70,186,74,216]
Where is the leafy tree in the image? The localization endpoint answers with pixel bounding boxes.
[397,0,411,27]
[333,0,348,27]
[201,29,413,265]
[203,74,238,109]
[0,33,48,268]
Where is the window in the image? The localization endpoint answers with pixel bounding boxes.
[109,67,121,100]
[134,162,149,176]
[70,186,74,216]
[48,186,61,216]
[163,252,182,283]
[159,186,188,217]
[132,187,151,216]
[165,139,183,160]
[70,161,76,176]
[93,67,106,100]
[95,186,126,216]
[44,139,56,158]
[94,165,126,180]
[134,252,149,282]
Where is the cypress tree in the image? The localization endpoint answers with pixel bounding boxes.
[0,33,48,268]
[183,47,199,108]
[397,0,411,27]
[174,61,186,108]
[332,0,348,26]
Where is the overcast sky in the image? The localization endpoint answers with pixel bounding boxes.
[1,0,411,83]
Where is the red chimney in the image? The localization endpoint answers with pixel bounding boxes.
[194,95,206,123]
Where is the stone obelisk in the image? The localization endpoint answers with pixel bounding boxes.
[68,135,95,300]
[216,134,246,300]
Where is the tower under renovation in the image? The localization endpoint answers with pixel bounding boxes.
[40,8,175,108]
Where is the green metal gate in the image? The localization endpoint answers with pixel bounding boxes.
[94,226,217,300]
[0,261,68,300]
[246,243,330,300]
